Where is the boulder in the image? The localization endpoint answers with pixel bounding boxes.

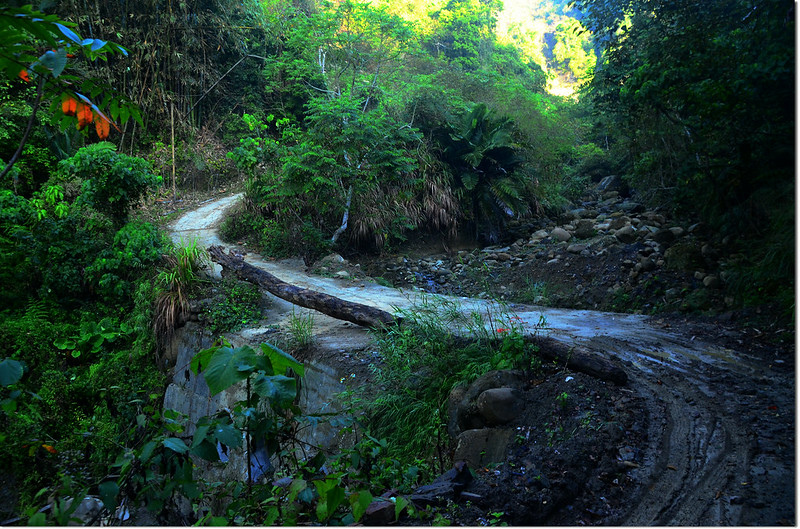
[453,428,514,467]
[530,229,549,241]
[476,387,522,425]
[664,241,704,271]
[609,216,630,230]
[653,228,677,245]
[703,275,721,289]
[363,500,396,525]
[448,370,525,438]
[619,201,645,214]
[639,257,657,272]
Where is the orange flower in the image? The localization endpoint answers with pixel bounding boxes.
[18,69,31,82]
[42,444,57,454]
[76,102,93,130]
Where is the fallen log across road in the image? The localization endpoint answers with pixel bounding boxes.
[208,245,399,329]
[209,244,627,384]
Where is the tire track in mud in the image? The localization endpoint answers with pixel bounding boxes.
[170,193,794,526]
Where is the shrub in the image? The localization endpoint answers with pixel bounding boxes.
[204,277,263,334]
[85,221,169,303]
[55,142,161,226]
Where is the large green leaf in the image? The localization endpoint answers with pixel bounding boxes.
[212,421,242,449]
[202,345,258,395]
[0,358,23,387]
[98,481,119,511]
[251,373,297,407]
[260,343,304,377]
[190,346,215,375]
[162,437,189,454]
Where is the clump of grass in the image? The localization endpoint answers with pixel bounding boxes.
[153,237,207,348]
[287,309,315,351]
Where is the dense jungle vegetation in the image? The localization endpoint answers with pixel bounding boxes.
[0,0,793,524]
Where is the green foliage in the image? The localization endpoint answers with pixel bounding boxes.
[153,239,208,347]
[55,143,161,226]
[431,0,503,71]
[577,0,794,314]
[85,221,169,303]
[443,103,530,241]
[366,296,539,463]
[0,4,140,180]
[551,18,596,82]
[203,278,263,335]
[0,302,165,515]
[0,358,23,388]
[287,309,315,351]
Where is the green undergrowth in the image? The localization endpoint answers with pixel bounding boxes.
[364,295,543,471]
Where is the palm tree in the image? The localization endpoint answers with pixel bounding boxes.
[444,103,529,242]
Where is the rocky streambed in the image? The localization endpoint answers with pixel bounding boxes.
[348,178,746,318]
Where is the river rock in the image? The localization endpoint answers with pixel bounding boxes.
[567,243,589,254]
[448,370,525,438]
[639,257,657,272]
[609,216,630,230]
[703,275,721,289]
[334,270,350,279]
[321,253,345,264]
[615,226,638,244]
[363,500,397,525]
[476,387,522,425]
[551,227,572,242]
[669,226,686,238]
[664,241,704,271]
[574,219,595,239]
[530,229,549,241]
[620,201,645,214]
[653,228,677,245]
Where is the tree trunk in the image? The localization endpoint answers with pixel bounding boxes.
[526,336,628,385]
[209,245,627,384]
[208,245,398,330]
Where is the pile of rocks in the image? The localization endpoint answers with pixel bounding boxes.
[353,177,733,315]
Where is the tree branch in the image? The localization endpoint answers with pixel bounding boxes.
[0,76,46,182]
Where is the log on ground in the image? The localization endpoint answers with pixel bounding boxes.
[208,245,398,330]
[528,336,628,385]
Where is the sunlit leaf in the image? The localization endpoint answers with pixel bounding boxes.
[260,343,304,376]
[55,23,81,44]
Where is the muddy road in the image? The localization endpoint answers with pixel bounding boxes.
[170,193,795,525]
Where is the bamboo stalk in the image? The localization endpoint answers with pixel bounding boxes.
[171,102,177,202]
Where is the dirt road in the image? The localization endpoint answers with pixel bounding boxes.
[170,193,795,525]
